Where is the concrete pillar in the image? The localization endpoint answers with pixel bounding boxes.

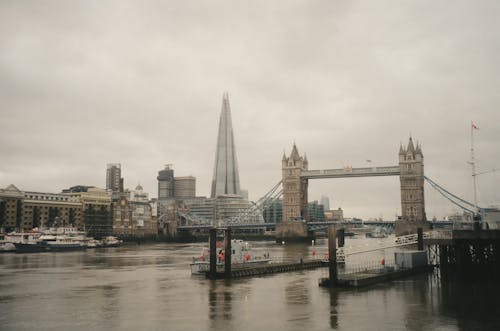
[328,225,337,286]
[338,228,345,248]
[417,227,423,251]
[224,228,232,278]
[209,228,217,279]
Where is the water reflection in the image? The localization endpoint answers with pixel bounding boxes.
[285,277,309,305]
[208,281,233,323]
[328,289,339,329]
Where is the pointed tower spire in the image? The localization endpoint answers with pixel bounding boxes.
[415,141,422,154]
[399,143,405,155]
[290,143,300,161]
[211,93,241,198]
[407,136,415,154]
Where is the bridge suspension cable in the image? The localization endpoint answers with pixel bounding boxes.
[179,180,284,227]
[424,176,479,214]
[223,181,283,225]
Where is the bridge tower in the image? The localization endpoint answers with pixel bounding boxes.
[276,144,310,241]
[396,137,430,235]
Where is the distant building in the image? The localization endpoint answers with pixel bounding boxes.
[211,93,241,198]
[182,197,216,223]
[157,165,175,199]
[106,163,122,200]
[263,199,283,223]
[216,195,260,222]
[113,183,156,236]
[174,176,196,199]
[62,185,94,193]
[320,195,330,212]
[325,208,344,222]
[308,201,325,222]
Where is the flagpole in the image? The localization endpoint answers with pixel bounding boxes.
[470,121,478,209]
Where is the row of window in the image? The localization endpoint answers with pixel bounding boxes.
[26,195,71,202]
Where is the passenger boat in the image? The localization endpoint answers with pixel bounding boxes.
[43,235,86,251]
[5,231,44,253]
[190,239,271,275]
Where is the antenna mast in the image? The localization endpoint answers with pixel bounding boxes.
[470,121,478,209]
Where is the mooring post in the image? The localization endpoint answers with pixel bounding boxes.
[224,228,232,279]
[209,228,217,279]
[338,228,345,248]
[417,227,424,251]
[328,225,338,286]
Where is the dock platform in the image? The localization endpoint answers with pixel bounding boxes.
[319,265,435,288]
[209,260,328,279]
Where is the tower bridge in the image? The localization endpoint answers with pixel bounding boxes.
[278,137,429,240]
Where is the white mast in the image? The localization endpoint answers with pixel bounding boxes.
[470,121,478,209]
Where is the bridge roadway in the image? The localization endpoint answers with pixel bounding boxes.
[177,220,453,231]
[301,166,401,179]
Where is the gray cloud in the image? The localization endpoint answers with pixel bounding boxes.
[1,0,499,219]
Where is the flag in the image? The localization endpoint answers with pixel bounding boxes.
[472,122,479,130]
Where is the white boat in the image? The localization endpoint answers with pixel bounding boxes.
[190,239,271,275]
[2,231,43,253]
[42,235,86,251]
[101,236,122,247]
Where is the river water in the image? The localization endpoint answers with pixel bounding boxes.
[1,238,499,331]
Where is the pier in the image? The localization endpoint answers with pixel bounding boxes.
[212,260,326,279]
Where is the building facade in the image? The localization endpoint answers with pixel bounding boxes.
[22,191,83,230]
[308,201,325,222]
[174,176,196,199]
[325,208,344,222]
[263,200,283,224]
[1,184,112,235]
[157,165,175,199]
[71,187,113,238]
[113,184,157,237]
[0,185,24,231]
[106,163,122,200]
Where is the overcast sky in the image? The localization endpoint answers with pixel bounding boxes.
[1,1,499,220]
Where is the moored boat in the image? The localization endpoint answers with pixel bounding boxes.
[190,239,271,275]
[101,236,123,247]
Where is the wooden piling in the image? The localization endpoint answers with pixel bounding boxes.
[224,228,232,279]
[209,228,217,279]
[328,225,338,286]
[338,228,345,248]
[417,227,423,251]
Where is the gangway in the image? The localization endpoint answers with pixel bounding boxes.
[332,231,451,262]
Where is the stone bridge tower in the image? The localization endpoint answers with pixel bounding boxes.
[282,144,308,222]
[276,144,310,241]
[396,137,429,235]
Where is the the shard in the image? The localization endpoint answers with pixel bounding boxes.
[210,92,241,198]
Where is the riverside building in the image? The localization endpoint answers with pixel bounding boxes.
[0,184,112,236]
